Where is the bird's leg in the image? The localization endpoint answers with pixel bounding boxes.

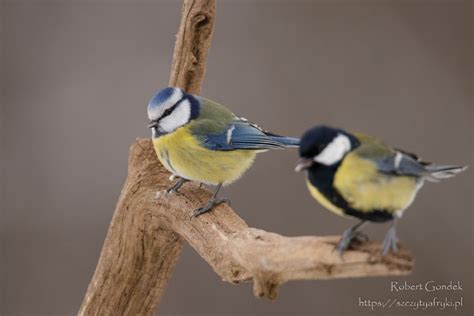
[166,178,189,195]
[382,219,399,255]
[336,220,367,255]
[192,183,230,218]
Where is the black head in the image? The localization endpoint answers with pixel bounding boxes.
[295,125,359,171]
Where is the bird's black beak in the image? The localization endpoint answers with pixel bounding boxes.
[295,158,313,172]
[148,120,158,128]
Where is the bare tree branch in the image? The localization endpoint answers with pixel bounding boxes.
[135,140,413,300]
[169,0,216,92]
[79,1,413,315]
[79,1,216,315]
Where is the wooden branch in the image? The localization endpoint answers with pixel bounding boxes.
[78,158,184,315]
[81,137,413,314]
[79,1,216,315]
[133,140,413,300]
[80,0,413,315]
[169,0,216,92]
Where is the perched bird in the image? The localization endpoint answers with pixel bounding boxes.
[295,125,467,255]
[147,87,299,217]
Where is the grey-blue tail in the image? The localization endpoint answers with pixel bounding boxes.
[270,136,300,148]
[424,165,468,182]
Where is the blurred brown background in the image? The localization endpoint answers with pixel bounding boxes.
[1,1,472,315]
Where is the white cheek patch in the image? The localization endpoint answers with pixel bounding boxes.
[147,88,183,120]
[159,99,191,133]
[314,134,351,165]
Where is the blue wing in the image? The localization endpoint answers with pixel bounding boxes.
[198,118,299,151]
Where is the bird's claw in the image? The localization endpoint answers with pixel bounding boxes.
[155,187,180,200]
[336,229,369,257]
[190,198,230,219]
[156,189,174,199]
[165,187,179,196]
[352,231,369,244]
[164,178,188,197]
[156,178,189,200]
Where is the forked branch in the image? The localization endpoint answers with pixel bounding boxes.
[79,1,413,315]
[132,139,413,301]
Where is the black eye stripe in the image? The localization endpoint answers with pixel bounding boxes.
[159,96,186,120]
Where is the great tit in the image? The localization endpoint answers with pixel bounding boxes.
[295,125,467,255]
[147,87,299,217]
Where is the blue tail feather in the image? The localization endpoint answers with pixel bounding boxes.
[270,136,300,148]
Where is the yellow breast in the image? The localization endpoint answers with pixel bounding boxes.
[305,179,348,218]
[152,126,257,185]
[334,153,421,214]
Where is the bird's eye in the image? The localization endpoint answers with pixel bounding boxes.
[163,108,173,116]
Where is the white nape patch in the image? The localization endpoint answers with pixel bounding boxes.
[226,125,235,144]
[148,88,183,120]
[394,152,403,169]
[314,134,351,165]
[159,99,191,133]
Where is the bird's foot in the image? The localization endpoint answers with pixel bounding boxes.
[165,178,189,196]
[165,187,179,196]
[382,224,399,256]
[336,227,356,256]
[336,229,369,256]
[191,197,230,219]
[335,221,368,257]
[155,178,189,200]
[351,231,369,245]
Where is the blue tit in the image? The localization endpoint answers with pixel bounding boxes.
[295,125,467,255]
[147,87,299,217]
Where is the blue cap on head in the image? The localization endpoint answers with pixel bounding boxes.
[149,87,176,107]
[147,87,184,120]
